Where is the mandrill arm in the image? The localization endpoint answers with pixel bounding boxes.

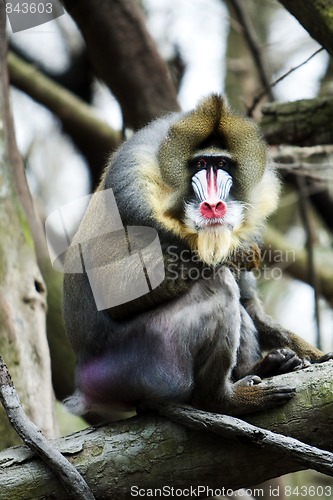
[239,270,332,363]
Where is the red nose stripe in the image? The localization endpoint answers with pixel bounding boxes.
[207,167,217,197]
[200,167,227,218]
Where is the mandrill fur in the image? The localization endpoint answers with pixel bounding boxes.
[63,95,330,417]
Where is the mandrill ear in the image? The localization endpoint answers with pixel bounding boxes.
[157,94,227,197]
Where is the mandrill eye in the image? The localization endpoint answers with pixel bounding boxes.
[218,158,229,169]
[197,158,207,169]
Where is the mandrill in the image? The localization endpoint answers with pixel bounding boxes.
[63,95,330,417]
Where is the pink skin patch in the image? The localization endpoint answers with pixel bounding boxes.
[199,167,227,219]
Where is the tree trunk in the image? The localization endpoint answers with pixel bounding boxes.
[0,3,57,449]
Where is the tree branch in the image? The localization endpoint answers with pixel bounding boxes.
[156,403,333,477]
[270,143,333,235]
[62,0,180,129]
[264,226,333,307]
[296,176,322,350]
[8,51,120,184]
[6,50,78,402]
[0,356,95,500]
[0,0,57,442]
[271,144,333,182]
[249,48,324,117]
[261,96,333,147]
[278,0,333,56]
[0,363,333,498]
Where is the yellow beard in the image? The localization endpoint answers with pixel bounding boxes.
[137,153,280,268]
[196,227,238,266]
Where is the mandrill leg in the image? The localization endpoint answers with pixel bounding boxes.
[202,375,296,417]
[239,271,333,364]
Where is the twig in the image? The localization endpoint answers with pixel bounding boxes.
[248,47,324,116]
[271,144,333,182]
[155,403,333,477]
[296,177,322,350]
[0,356,96,500]
[228,0,274,104]
[274,164,333,182]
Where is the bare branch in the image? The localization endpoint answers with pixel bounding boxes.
[271,144,333,182]
[264,226,333,307]
[249,48,324,116]
[0,356,95,500]
[156,403,333,477]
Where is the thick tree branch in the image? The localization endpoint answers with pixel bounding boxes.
[0,363,333,498]
[62,0,180,129]
[261,97,333,146]
[279,0,333,56]
[8,51,120,184]
[5,52,77,402]
[0,1,57,443]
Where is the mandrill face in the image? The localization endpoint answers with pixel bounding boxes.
[184,150,245,231]
[183,149,247,265]
[150,95,280,266]
[126,95,280,267]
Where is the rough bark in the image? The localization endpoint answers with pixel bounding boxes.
[3,47,77,402]
[279,0,333,56]
[261,97,333,146]
[0,3,57,447]
[0,363,332,499]
[63,0,180,129]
